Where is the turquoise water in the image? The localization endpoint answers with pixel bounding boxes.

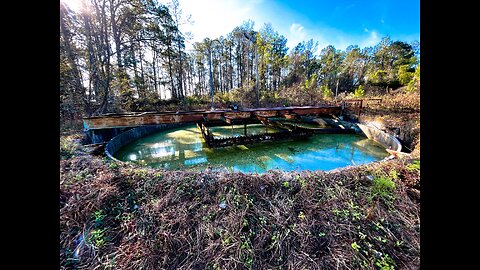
[209,124,280,138]
[114,124,389,173]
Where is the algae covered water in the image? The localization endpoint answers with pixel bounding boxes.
[114,125,389,173]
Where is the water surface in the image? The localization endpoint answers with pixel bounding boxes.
[114,124,389,173]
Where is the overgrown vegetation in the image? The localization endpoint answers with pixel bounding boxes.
[60,135,81,160]
[60,0,419,130]
[354,85,365,97]
[60,140,420,269]
[371,171,397,204]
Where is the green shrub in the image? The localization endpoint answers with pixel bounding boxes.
[398,65,414,85]
[214,92,233,104]
[406,64,420,93]
[375,253,396,270]
[321,85,333,99]
[406,159,420,171]
[354,85,365,97]
[60,136,79,159]
[372,175,396,202]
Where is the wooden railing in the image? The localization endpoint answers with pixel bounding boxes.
[342,99,363,116]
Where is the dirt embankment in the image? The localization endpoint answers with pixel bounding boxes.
[356,91,420,155]
[60,147,420,269]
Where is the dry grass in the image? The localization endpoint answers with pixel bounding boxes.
[60,153,420,269]
[362,90,420,115]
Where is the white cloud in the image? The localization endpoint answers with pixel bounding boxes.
[290,23,305,35]
[360,30,380,48]
[163,0,264,51]
[159,0,415,54]
[285,23,352,52]
[286,22,384,52]
[288,23,307,48]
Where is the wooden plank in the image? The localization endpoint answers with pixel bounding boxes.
[284,113,297,119]
[254,110,278,118]
[83,105,343,130]
[224,111,251,119]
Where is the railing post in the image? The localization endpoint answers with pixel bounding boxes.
[358,99,363,117]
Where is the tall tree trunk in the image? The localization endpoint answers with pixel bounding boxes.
[229,45,233,90]
[95,0,112,114]
[109,0,122,70]
[152,48,158,93]
[60,4,88,115]
[139,43,146,99]
[131,45,140,96]
[238,43,243,88]
[82,11,100,116]
[218,56,223,93]
[166,45,176,99]
[177,42,184,99]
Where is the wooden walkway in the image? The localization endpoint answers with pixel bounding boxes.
[83,105,343,130]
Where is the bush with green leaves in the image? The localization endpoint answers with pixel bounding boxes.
[371,174,396,202]
[397,65,414,85]
[354,85,365,97]
[185,95,206,106]
[214,92,234,104]
[406,159,420,171]
[321,85,333,99]
[406,64,420,92]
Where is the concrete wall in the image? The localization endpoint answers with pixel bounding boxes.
[85,127,132,144]
[356,123,402,152]
[105,123,187,161]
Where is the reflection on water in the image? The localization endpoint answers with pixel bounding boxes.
[210,124,280,138]
[114,124,389,173]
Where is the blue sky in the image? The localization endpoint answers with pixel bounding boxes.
[62,0,419,52]
[171,0,420,52]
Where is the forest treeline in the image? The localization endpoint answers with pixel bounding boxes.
[60,0,420,125]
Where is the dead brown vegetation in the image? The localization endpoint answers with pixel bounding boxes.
[60,152,419,269]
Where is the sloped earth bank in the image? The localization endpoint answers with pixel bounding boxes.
[60,142,419,269]
[359,91,420,154]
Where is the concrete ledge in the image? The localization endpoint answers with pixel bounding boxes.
[356,123,402,152]
[105,123,186,161]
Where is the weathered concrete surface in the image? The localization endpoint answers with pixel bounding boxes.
[356,123,402,152]
[84,127,132,145]
[358,115,419,154]
[105,123,186,161]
